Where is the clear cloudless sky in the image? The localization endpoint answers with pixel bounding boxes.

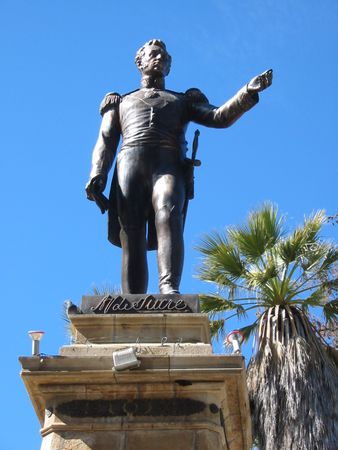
[1,1,337,448]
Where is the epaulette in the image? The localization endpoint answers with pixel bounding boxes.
[185,88,209,104]
[121,88,140,98]
[99,92,121,116]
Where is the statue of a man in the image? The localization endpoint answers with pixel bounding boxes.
[86,39,272,294]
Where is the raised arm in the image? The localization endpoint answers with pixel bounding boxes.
[188,69,272,129]
[86,93,121,201]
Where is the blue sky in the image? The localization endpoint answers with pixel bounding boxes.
[1,1,338,448]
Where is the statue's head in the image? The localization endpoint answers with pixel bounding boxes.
[135,39,172,77]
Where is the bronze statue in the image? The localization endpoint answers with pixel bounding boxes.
[86,39,272,294]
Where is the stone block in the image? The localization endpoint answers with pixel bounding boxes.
[41,432,125,450]
[195,429,224,450]
[60,342,213,357]
[41,432,94,450]
[68,313,211,344]
[126,429,194,450]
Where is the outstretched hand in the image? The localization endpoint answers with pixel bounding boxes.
[247,69,273,93]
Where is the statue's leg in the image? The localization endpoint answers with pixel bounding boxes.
[119,225,148,294]
[117,149,150,294]
[152,167,185,294]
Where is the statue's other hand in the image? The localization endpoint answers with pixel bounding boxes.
[85,175,107,200]
[247,69,273,93]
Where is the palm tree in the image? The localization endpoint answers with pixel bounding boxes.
[197,204,338,450]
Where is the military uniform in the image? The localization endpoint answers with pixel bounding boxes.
[88,85,258,293]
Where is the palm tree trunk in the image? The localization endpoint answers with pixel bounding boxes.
[247,306,338,450]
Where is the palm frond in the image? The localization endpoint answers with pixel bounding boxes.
[299,242,332,273]
[321,277,338,294]
[209,319,226,339]
[228,203,283,262]
[319,246,338,272]
[257,202,284,244]
[200,294,238,314]
[246,259,278,290]
[197,231,246,287]
[323,299,338,324]
[198,232,245,275]
[91,283,121,295]
[196,230,225,255]
[278,211,326,266]
[298,287,329,311]
[279,228,312,265]
[302,210,326,243]
[197,205,336,340]
[238,321,259,342]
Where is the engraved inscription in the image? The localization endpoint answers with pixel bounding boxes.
[91,295,192,314]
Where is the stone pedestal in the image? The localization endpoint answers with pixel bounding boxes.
[20,295,252,450]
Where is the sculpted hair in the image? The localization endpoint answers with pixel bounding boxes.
[135,39,172,74]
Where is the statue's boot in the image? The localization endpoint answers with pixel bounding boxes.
[156,205,184,294]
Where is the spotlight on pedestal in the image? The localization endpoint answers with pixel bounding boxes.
[112,347,140,371]
[28,330,45,356]
[224,330,244,354]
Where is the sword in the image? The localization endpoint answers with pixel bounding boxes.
[183,129,201,227]
[189,129,201,199]
[192,129,200,164]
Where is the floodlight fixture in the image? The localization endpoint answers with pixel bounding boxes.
[28,330,45,356]
[112,347,140,371]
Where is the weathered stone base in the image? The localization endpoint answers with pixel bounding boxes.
[20,304,251,450]
[70,313,210,344]
[41,428,222,450]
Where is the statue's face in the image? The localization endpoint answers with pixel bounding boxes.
[139,45,171,77]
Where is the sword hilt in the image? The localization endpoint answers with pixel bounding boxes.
[192,129,200,162]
